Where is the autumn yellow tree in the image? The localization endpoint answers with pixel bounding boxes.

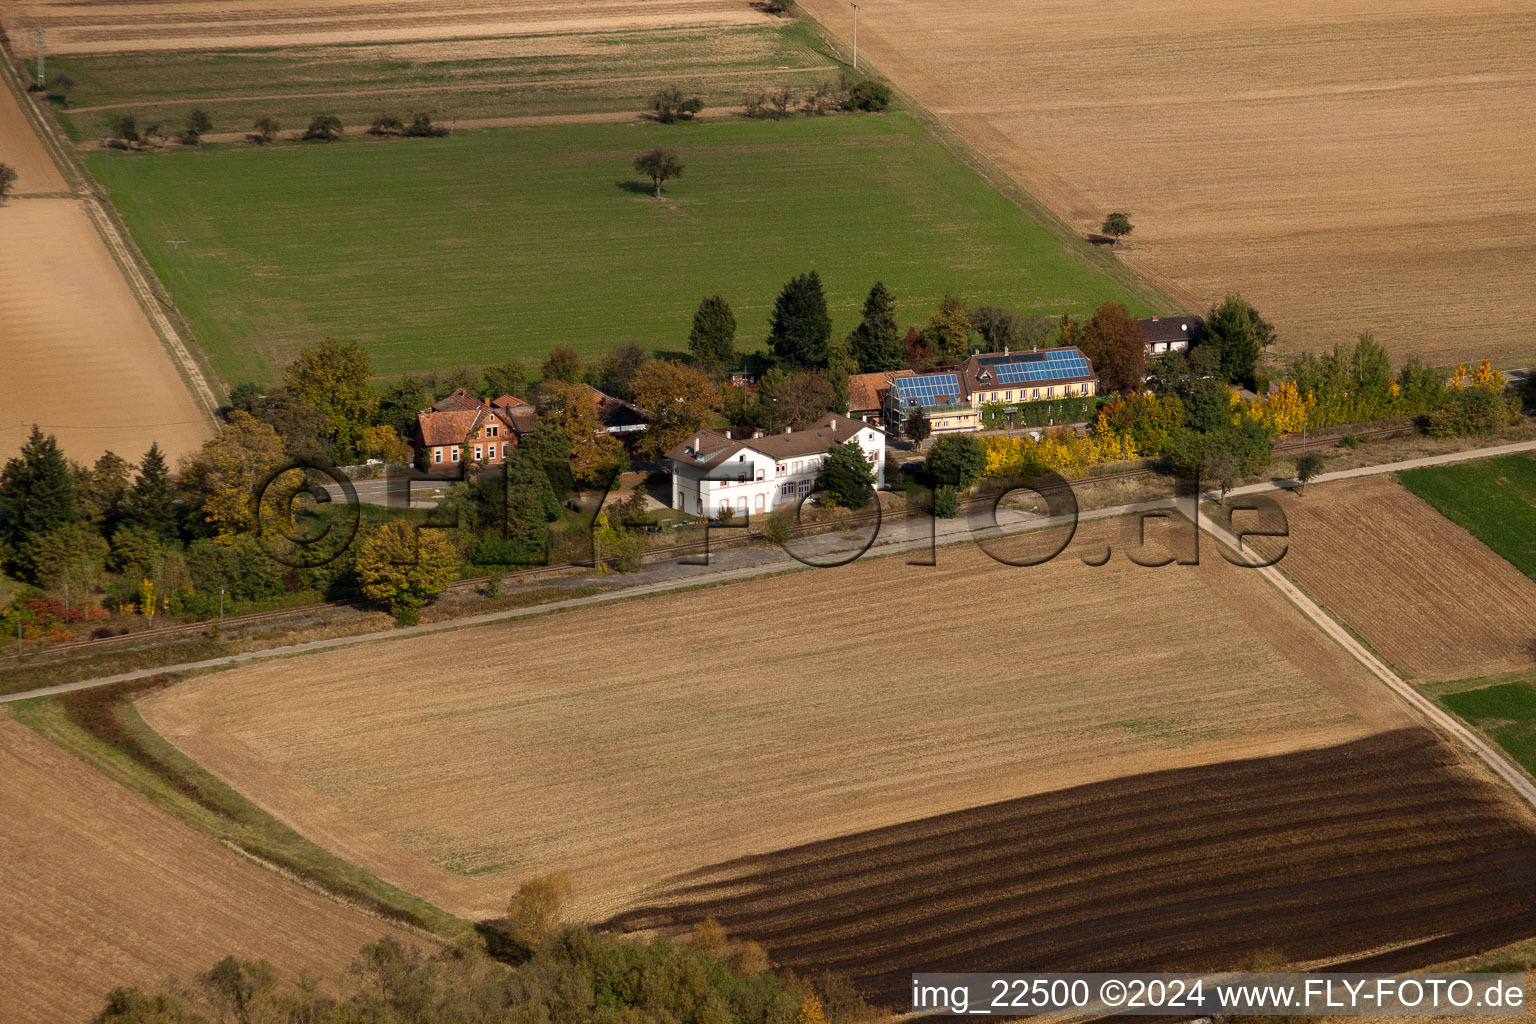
[505,873,573,947]
[1473,358,1506,392]
[795,994,827,1024]
[283,339,378,459]
[180,411,292,541]
[632,359,723,459]
[355,518,459,624]
[535,380,624,487]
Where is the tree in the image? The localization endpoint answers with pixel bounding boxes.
[404,111,449,138]
[541,346,584,384]
[1100,211,1133,244]
[125,443,179,540]
[1079,301,1147,393]
[184,108,213,141]
[1202,447,1239,504]
[1205,292,1275,389]
[535,380,623,487]
[506,873,573,947]
[1294,451,1325,494]
[302,114,343,141]
[848,281,902,373]
[482,359,527,399]
[252,117,280,143]
[634,148,684,198]
[688,294,737,370]
[179,412,289,540]
[81,451,133,528]
[283,339,378,460]
[906,406,932,446]
[593,343,649,401]
[520,424,576,494]
[971,305,1017,351]
[355,519,459,624]
[923,293,974,363]
[925,433,985,490]
[0,163,17,204]
[369,113,404,136]
[903,325,936,372]
[106,114,140,145]
[818,441,876,509]
[760,369,835,429]
[0,427,79,583]
[768,86,796,119]
[632,359,722,457]
[848,80,891,111]
[648,84,702,123]
[768,270,832,368]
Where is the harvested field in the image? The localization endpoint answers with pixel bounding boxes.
[611,729,1536,1006]
[140,524,1412,922]
[0,0,775,54]
[0,77,65,194]
[795,0,1536,366]
[0,195,211,462]
[0,714,415,1023]
[1254,474,1536,682]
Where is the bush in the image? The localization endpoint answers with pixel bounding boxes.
[1339,433,1358,449]
[924,433,986,491]
[848,80,891,111]
[933,484,959,519]
[302,114,343,141]
[761,510,792,545]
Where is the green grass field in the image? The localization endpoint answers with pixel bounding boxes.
[1438,679,1536,777]
[88,113,1160,385]
[1399,454,1536,581]
[50,23,839,141]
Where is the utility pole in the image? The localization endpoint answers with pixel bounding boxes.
[36,28,45,88]
[850,3,859,71]
[167,239,186,309]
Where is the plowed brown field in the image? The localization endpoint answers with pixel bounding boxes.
[795,0,1536,366]
[1254,475,1536,681]
[611,729,1536,1005]
[141,525,1412,922]
[0,0,774,53]
[0,715,414,1023]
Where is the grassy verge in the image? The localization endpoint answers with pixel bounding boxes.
[85,111,1153,384]
[1399,452,1536,581]
[9,679,463,934]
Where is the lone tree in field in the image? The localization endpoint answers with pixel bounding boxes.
[0,163,17,204]
[356,519,459,625]
[688,294,737,370]
[303,114,344,142]
[649,84,704,124]
[634,148,684,198]
[1294,451,1325,494]
[1100,211,1133,244]
[507,873,573,946]
[252,117,281,144]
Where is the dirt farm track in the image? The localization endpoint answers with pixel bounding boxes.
[797,0,1536,366]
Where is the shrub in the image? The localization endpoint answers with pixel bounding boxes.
[848,80,891,111]
[933,484,959,518]
[761,510,792,545]
[302,114,343,141]
[1339,433,1358,449]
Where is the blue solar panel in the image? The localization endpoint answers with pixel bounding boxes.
[894,373,962,407]
[990,349,1090,385]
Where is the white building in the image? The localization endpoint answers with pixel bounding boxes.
[667,413,886,519]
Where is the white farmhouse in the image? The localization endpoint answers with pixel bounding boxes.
[666,413,886,519]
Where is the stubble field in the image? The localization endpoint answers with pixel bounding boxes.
[1253,473,1536,682]
[0,714,413,1022]
[0,81,210,462]
[795,0,1536,366]
[0,0,775,53]
[139,525,1412,927]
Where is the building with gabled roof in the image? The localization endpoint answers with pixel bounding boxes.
[847,369,914,421]
[666,412,885,519]
[581,383,653,436]
[415,388,538,472]
[1138,315,1204,356]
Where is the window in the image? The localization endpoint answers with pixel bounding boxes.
[755,494,766,512]
[1032,388,1040,399]
[488,424,499,437]
[798,479,813,497]
[502,443,510,459]
[738,474,746,484]
[756,469,765,481]
[777,463,786,477]
[781,482,796,498]
[474,446,483,461]
[433,449,442,464]
[450,447,459,462]
[1005,391,1012,401]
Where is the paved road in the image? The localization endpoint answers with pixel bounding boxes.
[6,437,1535,708]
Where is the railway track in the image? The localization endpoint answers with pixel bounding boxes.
[3,423,1415,662]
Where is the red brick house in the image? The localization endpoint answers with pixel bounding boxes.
[415,389,538,471]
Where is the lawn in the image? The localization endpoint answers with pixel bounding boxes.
[86,113,1161,386]
[1439,679,1536,777]
[1398,454,1536,581]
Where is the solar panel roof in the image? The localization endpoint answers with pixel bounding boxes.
[893,373,962,407]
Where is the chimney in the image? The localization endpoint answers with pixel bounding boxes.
[692,435,700,449]
[724,430,732,440]
[783,426,792,434]
[1004,345,1009,357]
[830,417,837,430]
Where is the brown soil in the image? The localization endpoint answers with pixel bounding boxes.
[611,728,1536,1006]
